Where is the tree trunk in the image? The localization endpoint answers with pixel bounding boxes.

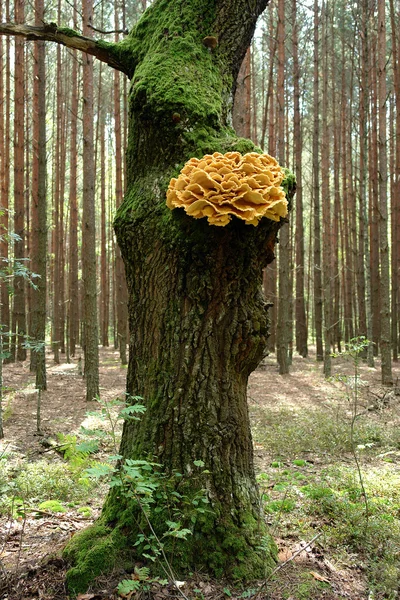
[321,2,331,378]
[12,0,27,362]
[81,0,99,400]
[114,15,129,364]
[68,0,79,358]
[232,47,251,138]
[100,108,109,347]
[389,0,400,361]
[360,0,374,366]
[0,0,10,361]
[377,0,392,384]
[293,0,307,359]
[370,32,381,356]
[331,5,340,353]
[63,0,295,593]
[312,0,323,361]
[30,0,47,389]
[276,0,290,374]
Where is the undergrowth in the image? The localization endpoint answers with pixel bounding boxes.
[253,340,400,599]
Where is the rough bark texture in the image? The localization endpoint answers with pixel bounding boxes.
[312,0,323,361]
[68,4,79,358]
[276,0,289,374]
[377,0,392,384]
[0,0,10,362]
[293,0,307,359]
[63,0,295,594]
[81,0,100,401]
[29,0,47,390]
[12,0,26,363]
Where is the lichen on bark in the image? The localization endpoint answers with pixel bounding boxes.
[63,0,296,593]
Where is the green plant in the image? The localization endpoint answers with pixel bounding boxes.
[332,337,371,529]
[117,565,167,596]
[38,499,67,513]
[0,460,93,516]
[82,396,212,592]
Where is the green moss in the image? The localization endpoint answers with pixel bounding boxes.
[119,0,221,124]
[63,522,131,596]
[57,27,80,38]
[38,500,66,513]
[281,168,296,210]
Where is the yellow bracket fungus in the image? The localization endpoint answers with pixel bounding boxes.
[166,151,288,226]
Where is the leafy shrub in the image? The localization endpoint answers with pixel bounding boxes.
[0,460,93,514]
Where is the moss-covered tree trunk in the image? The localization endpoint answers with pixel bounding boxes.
[62,0,294,592]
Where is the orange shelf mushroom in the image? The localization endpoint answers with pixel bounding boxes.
[166,151,288,226]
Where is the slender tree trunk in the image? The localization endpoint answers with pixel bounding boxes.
[259,18,277,151]
[81,0,99,400]
[233,47,251,138]
[360,0,374,366]
[331,5,340,353]
[321,2,331,377]
[377,0,392,384]
[293,0,307,358]
[251,42,258,144]
[370,31,381,356]
[100,109,109,347]
[389,0,400,361]
[12,0,26,362]
[114,12,128,365]
[264,6,277,353]
[276,0,289,374]
[52,39,62,364]
[0,303,3,438]
[30,0,47,389]
[340,37,353,345]
[313,0,323,361]
[68,0,79,358]
[0,0,10,360]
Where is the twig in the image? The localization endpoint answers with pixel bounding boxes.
[87,23,128,35]
[253,532,322,599]
[133,493,191,600]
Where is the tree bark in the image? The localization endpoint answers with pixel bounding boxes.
[114,15,129,364]
[68,0,80,358]
[370,31,381,356]
[276,0,290,374]
[81,0,99,401]
[312,0,323,361]
[293,0,307,359]
[389,0,400,361]
[61,0,296,593]
[321,2,331,378]
[29,0,47,389]
[360,0,374,366]
[0,0,10,362]
[377,0,392,384]
[232,48,251,138]
[12,0,26,363]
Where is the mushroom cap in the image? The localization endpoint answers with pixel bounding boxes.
[166,151,288,226]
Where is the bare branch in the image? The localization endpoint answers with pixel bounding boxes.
[0,22,133,77]
[87,23,129,36]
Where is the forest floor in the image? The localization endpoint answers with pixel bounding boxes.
[0,346,399,600]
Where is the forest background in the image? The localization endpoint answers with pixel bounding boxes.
[0,0,400,598]
[0,0,399,393]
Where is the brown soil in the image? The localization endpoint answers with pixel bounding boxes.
[0,348,399,600]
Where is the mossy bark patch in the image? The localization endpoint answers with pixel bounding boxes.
[63,523,131,595]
